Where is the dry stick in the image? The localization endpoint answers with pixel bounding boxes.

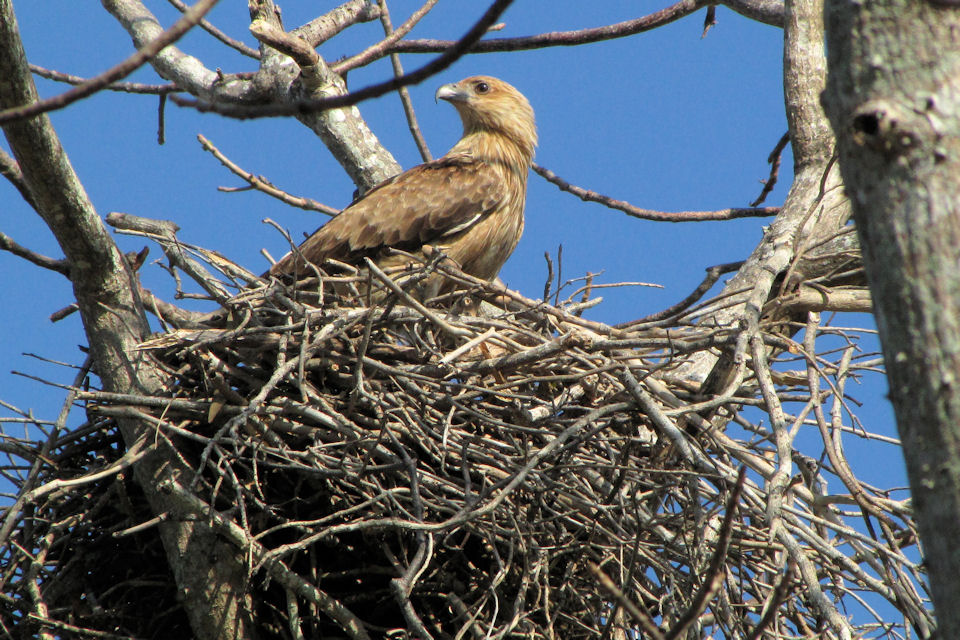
[0,0,220,124]
[751,131,790,207]
[292,0,381,48]
[29,64,177,94]
[701,5,717,37]
[377,0,434,162]
[386,0,769,57]
[533,164,779,222]
[777,529,855,640]
[166,0,261,58]
[173,0,516,118]
[0,231,69,275]
[665,467,747,640]
[748,324,795,542]
[197,134,339,215]
[105,212,232,303]
[429,260,629,337]
[590,562,666,640]
[157,471,373,640]
[362,257,472,338]
[618,365,717,476]
[0,358,91,551]
[0,147,38,210]
[617,261,743,328]
[744,567,795,640]
[335,0,440,74]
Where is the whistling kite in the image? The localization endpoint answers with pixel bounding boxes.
[268,76,537,299]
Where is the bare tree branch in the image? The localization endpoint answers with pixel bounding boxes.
[0,0,219,125]
[166,0,261,59]
[375,0,435,162]
[29,63,177,94]
[750,131,789,206]
[0,145,37,209]
[197,134,339,215]
[0,231,69,275]
[333,0,440,75]
[173,0,517,119]
[292,0,381,48]
[248,0,402,191]
[0,2,259,636]
[382,0,782,61]
[533,164,779,221]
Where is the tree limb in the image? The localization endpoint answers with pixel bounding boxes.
[0,0,219,124]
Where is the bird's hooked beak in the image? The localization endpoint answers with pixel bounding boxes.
[435,82,470,104]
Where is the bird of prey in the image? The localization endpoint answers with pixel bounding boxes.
[268,76,537,301]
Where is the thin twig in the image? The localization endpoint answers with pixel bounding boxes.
[376,0,434,162]
[750,131,789,207]
[0,0,220,124]
[171,0,516,119]
[534,164,779,222]
[166,0,261,58]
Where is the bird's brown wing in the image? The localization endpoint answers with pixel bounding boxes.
[269,155,507,276]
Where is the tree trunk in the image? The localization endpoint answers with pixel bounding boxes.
[0,2,257,637]
[824,0,960,635]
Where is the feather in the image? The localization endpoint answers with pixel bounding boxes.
[269,76,537,299]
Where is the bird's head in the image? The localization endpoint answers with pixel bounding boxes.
[436,76,537,162]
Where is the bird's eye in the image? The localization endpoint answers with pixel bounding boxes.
[475,81,490,93]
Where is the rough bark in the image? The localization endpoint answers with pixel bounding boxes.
[672,0,852,389]
[0,2,257,638]
[824,0,960,635]
[103,0,400,192]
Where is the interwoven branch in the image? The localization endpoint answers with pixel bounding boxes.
[0,233,927,639]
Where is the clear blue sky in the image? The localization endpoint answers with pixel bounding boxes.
[2,0,903,569]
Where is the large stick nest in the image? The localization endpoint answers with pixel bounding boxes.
[1,246,931,639]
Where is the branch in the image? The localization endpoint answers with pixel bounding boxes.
[0,231,69,276]
[750,131,789,206]
[292,0,382,48]
[30,64,177,94]
[172,0,516,119]
[249,18,319,68]
[533,164,779,222]
[664,467,747,640]
[0,146,37,210]
[0,0,218,125]
[617,261,743,328]
[382,0,782,59]
[332,0,440,75]
[166,0,261,59]
[374,0,436,162]
[197,134,339,215]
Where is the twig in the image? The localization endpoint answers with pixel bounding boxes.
[376,0,435,162]
[0,147,38,210]
[0,0,220,125]
[197,134,339,215]
[533,164,779,222]
[29,64,177,94]
[166,0,261,58]
[590,562,667,640]
[171,0,516,119]
[701,6,717,38]
[334,0,440,75]
[750,131,789,206]
[617,261,743,328]
[664,467,747,640]
[0,231,69,276]
[292,0,381,48]
[385,0,782,58]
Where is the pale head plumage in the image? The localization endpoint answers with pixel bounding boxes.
[436,76,537,169]
[269,75,537,301]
